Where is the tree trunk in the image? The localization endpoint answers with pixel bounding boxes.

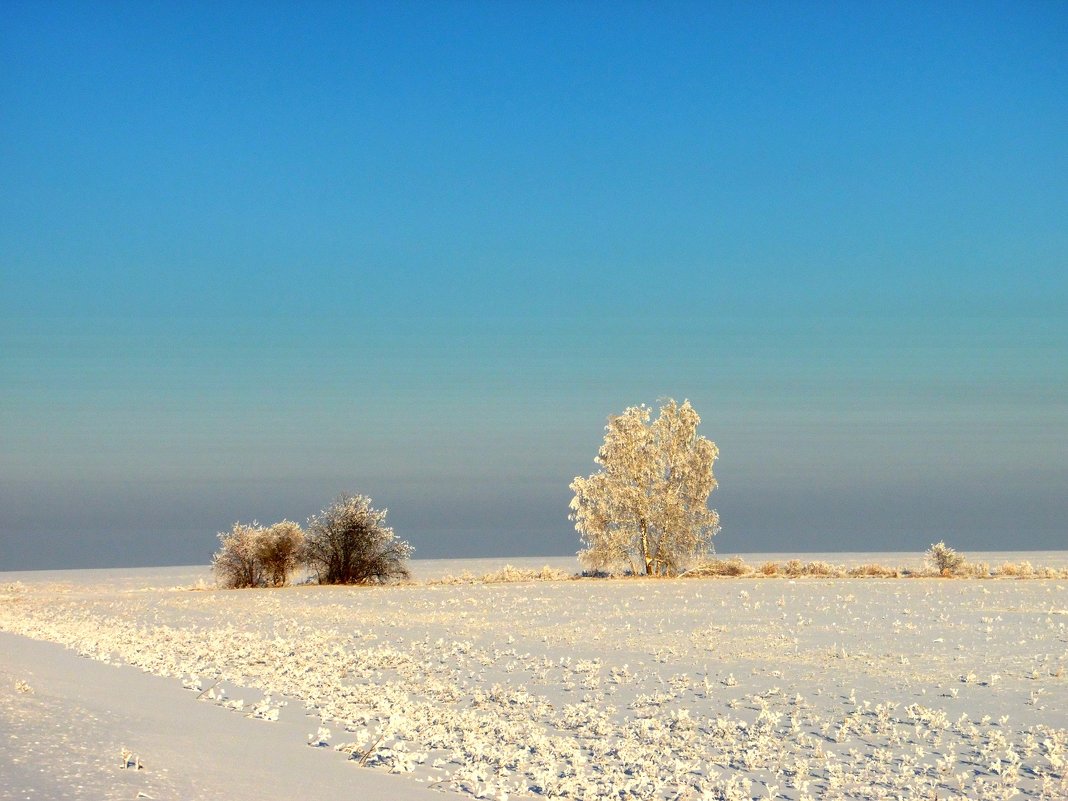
[640,519,652,575]
[650,537,663,577]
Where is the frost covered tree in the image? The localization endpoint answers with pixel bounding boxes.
[257,520,305,587]
[926,540,967,576]
[212,522,267,588]
[301,494,413,584]
[570,399,720,576]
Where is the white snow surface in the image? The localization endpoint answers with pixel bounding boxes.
[1,554,1067,800]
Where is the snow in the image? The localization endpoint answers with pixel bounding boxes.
[0,634,442,801]
[1,556,1067,800]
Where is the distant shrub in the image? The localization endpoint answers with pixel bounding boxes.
[301,494,413,585]
[847,563,900,578]
[213,520,306,589]
[996,560,1034,578]
[927,541,967,576]
[213,522,267,589]
[257,520,304,587]
[961,561,992,579]
[773,559,846,578]
[682,557,752,577]
[801,560,844,577]
[759,561,779,576]
[481,564,571,583]
[987,561,1068,579]
[212,519,309,589]
[580,568,614,578]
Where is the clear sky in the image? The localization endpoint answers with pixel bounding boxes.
[2,2,1066,569]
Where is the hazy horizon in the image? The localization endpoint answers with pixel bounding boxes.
[2,3,1066,570]
[8,547,1068,576]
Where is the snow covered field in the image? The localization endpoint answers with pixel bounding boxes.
[2,556,1067,800]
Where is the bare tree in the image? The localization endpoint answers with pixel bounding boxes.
[301,494,413,584]
[212,522,267,588]
[257,520,305,587]
[570,399,720,576]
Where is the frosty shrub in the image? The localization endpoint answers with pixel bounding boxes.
[962,560,992,578]
[847,563,900,578]
[999,561,1068,578]
[301,494,413,584]
[257,520,304,587]
[927,541,967,576]
[799,560,845,577]
[213,522,267,589]
[212,520,305,588]
[683,557,752,577]
[479,564,571,583]
[996,560,1034,578]
[570,399,720,577]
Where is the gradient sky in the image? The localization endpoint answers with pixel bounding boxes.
[2,2,1066,569]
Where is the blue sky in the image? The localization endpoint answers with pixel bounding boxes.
[2,2,1066,568]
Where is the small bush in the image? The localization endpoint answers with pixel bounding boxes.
[996,560,1034,578]
[774,559,846,578]
[683,557,752,577]
[782,559,805,577]
[961,561,992,579]
[801,560,844,577]
[213,520,306,588]
[927,541,967,576]
[481,564,571,583]
[759,561,779,576]
[580,568,613,578]
[213,522,267,589]
[257,520,304,587]
[847,563,900,578]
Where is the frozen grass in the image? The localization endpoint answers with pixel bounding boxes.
[681,556,754,577]
[679,556,1068,581]
[2,563,1067,801]
[846,563,901,578]
[215,553,1068,586]
[427,564,574,585]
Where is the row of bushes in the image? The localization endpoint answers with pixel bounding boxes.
[212,494,413,588]
[215,518,1065,588]
[681,557,899,578]
[680,542,1068,579]
[422,550,1066,585]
